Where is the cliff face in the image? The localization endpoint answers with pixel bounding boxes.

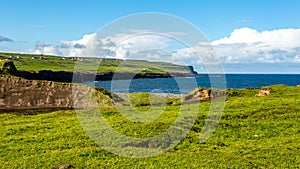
[0,75,105,111]
[15,70,195,83]
[0,60,196,83]
[186,66,198,75]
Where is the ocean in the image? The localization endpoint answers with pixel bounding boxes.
[86,74,300,94]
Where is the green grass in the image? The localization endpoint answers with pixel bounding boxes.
[0,52,191,74]
[1,85,299,168]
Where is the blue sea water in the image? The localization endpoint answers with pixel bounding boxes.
[86,74,300,94]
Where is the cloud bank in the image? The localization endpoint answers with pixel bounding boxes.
[33,32,171,60]
[33,27,300,66]
[212,27,300,63]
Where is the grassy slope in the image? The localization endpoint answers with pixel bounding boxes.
[1,85,299,168]
[0,52,190,74]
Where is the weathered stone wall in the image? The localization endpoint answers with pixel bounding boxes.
[0,75,95,111]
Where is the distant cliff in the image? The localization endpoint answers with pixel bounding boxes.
[185,66,197,75]
[0,60,196,83]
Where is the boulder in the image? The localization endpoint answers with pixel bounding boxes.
[255,88,272,97]
[0,75,114,111]
[0,60,17,74]
[183,88,225,104]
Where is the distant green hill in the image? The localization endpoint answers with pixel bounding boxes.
[0,52,195,75]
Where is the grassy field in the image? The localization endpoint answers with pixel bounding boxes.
[1,85,299,168]
[0,52,191,74]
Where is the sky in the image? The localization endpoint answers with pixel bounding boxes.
[0,0,300,73]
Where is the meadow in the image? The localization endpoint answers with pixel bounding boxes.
[1,85,299,168]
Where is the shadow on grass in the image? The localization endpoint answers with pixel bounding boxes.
[0,107,74,116]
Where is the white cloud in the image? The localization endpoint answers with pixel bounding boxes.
[212,27,260,45]
[35,41,62,55]
[116,34,170,55]
[33,27,300,66]
[212,27,300,63]
[33,32,170,60]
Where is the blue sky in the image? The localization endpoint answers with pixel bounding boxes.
[0,0,300,73]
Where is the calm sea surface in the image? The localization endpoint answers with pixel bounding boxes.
[85,74,300,94]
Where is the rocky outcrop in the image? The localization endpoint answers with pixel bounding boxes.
[187,66,198,75]
[183,88,226,104]
[0,75,109,111]
[0,60,17,74]
[255,88,272,97]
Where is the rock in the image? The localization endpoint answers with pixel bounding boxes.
[183,88,226,104]
[255,88,272,97]
[0,60,17,74]
[0,75,109,111]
